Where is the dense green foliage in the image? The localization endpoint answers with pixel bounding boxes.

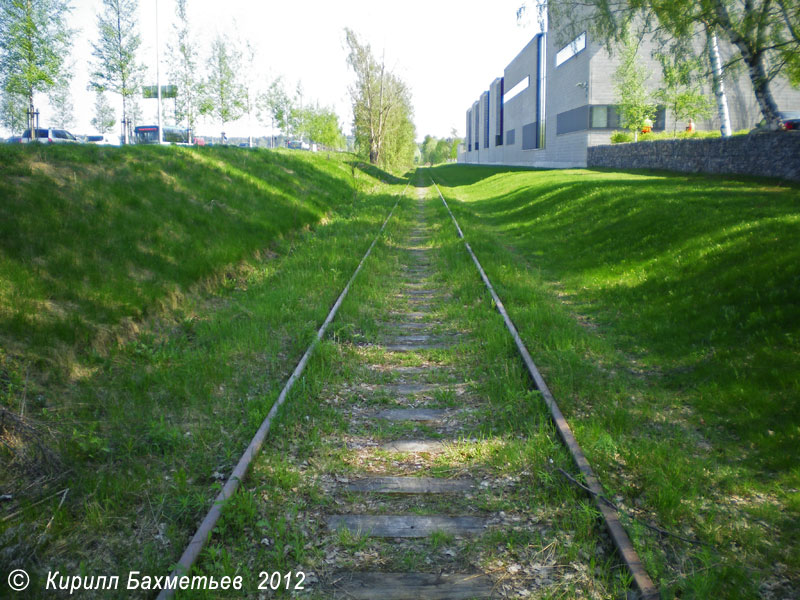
[302,105,345,149]
[89,0,144,141]
[539,0,800,128]
[90,91,115,133]
[420,134,461,165]
[431,164,800,597]
[166,0,202,134]
[654,52,713,133]
[0,0,73,130]
[200,34,245,127]
[610,127,748,143]
[345,28,417,170]
[613,32,656,140]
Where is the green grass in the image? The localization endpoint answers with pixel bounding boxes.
[430,163,800,598]
[187,177,634,598]
[7,151,796,597]
[0,144,360,371]
[0,143,406,595]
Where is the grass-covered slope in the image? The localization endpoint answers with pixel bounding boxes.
[0,144,403,592]
[0,144,358,366]
[431,164,799,598]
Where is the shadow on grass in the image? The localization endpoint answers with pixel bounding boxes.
[0,166,403,580]
[431,163,547,187]
[0,144,371,361]
[348,160,408,185]
[442,167,800,474]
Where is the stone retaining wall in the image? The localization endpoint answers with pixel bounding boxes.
[587,132,800,182]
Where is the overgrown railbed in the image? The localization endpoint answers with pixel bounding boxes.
[0,143,401,594]
[189,175,634,598]
[431,164,800,598]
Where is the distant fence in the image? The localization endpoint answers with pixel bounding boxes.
[587,132,800,182]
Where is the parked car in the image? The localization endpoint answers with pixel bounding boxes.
[751,111,800,132]
[21,128,81,143]
[287,140,310,150]
[86,134,121,146]
[5,136,22,144]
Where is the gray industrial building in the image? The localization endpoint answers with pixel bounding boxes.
[460,28,800,168]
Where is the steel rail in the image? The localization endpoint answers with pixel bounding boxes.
[430,176,659,600]
[156,182,409,600]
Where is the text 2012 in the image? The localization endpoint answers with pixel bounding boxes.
[258,571,305,591]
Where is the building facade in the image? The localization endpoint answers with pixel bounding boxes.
[460,29,800,168]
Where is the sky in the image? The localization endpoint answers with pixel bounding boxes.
[4,0,541,141]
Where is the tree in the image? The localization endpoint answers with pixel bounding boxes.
[0,88,27,132]
[166,0,201,134]
[421,135,459,165]
[344,28,416,169]
[241,40,257,146]
[89,0,144,143]
[91,91,115,133]
[778,0,800,86]
[200,34,245,129]
[0,0,74,133]
[380,98,416,168]
[654,52,712,135]
[256,76,292,144]
[48,73,74,129]
[702,0,793,128]
[290,81,305,140]
[613,31,656,141]
[434,138,451,163]
[706,28,733,136]
[421,134,437,165]
[449,137,463,160]
[536,0,800,129]
[304,104,345,149]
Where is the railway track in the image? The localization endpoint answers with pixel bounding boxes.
[162,175,658,598]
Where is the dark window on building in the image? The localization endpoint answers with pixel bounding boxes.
[495,79,504,146]
[475,109,480,149]
[484,94,490,149]
[506,129,515,145]
[587,105,666,131]
[589,105,623,129]
[654,106,666,130]
[557,105,590,135]
[591,105,608,128]
[522,122,538,149]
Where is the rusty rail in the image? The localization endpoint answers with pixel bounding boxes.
[430,176,659,600]
[156,182,409,600]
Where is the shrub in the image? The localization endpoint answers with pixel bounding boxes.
[610,131,634,144]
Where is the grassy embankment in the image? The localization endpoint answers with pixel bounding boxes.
[0,143,404,593]
[430,165,800,599]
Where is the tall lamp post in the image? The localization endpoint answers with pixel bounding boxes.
[155,0,163,144]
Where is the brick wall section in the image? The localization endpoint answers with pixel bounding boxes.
[587,132,800,182]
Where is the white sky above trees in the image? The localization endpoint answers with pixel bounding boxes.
[5,0,538,141]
